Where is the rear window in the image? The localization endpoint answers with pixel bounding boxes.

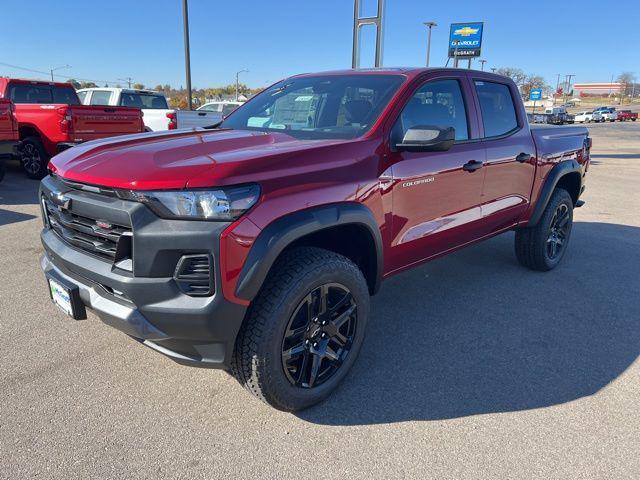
[119,93,168,109]
[474,81,519,138]
[8,84,80,105]
[89,91,112,105]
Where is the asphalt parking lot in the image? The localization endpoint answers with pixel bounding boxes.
[1,121,638,479]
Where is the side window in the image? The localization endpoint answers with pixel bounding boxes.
[474,81,519,137]
[77,91,88,104]
[89,91,112,105]
[395,79,469,141]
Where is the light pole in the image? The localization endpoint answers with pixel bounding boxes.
[563,74,575,106]
[182,0,193,110]
[235,69,248,101]
[50,64,70,81]
[490,67,496,73]
[423,22,437,67]
[479,59,486,71]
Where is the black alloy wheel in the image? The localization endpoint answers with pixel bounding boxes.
[281,283,357,389]
[546,203,571,260]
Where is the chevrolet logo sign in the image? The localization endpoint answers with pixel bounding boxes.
[454,26,479,36]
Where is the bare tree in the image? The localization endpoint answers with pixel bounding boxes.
[617,72,637,97]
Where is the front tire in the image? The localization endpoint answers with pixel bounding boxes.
[232,247,370,411]
[515,188,574,271]
[20,136,49,179]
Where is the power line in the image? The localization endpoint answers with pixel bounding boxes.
[0,61,124,86]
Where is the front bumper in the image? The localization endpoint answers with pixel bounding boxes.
[39,175,248,369]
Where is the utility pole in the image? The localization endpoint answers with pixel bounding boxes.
[554,73,561,105]
[563,74,575,106]
[490,67,496,73]
[118,77,133,88]
[182,0,193,109]
[423,22,437,67]
[50,64,70,81]
[235,69,248,101]
[479,59,487,71]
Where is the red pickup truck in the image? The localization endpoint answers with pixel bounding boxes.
[0,78,144,179]
[0,98,19,181]
[616,110,638,122]
[39,68,590,411]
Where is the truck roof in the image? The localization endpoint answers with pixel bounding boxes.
[76,87,164,96]
[0,77,75,89]
[291,67,510,81]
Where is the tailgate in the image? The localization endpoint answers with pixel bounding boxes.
[69,105,143,141]
[176,110,222,129]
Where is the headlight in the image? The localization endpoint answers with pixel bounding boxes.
[118,184,260,221]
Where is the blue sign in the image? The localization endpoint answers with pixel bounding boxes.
[448,22,484,58]
[530,89,543,101]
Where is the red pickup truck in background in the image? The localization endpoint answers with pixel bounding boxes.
[616,110,638,122]
[39,68,591,410]
[0,78,144,179]
[0,98,19,182]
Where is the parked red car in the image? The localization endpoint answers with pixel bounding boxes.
[0,78,145,179]
[39,68,591,410]
[617,110,638,122]
[0,98,19,182]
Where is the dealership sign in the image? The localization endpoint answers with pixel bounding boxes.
[530,88,542,101]
[448,22,484,58]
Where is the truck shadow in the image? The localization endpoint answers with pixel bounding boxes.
[0,161,41,207]
[298,222,640,425]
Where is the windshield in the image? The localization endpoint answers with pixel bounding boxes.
[119,92,168,109]
[221,74,405,139]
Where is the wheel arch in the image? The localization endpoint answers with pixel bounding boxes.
[235,203,383,301]
[528,160,582,227]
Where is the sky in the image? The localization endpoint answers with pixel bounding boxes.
[1,0,638,89]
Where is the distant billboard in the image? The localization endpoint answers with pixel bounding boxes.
[448,22,484,58]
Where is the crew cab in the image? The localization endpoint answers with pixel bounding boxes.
[0,79,144,179]
[77,88,222,132]
[38,68,590,411]
[197,101,244,116]
[0,99,19,182]
[574,111,603,123]
[616,110,637,122]
[593,106,618,122]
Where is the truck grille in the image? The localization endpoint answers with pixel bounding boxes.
[43,198,132,263]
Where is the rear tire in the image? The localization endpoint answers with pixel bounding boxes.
[20,136,49,179]
[232,247,370,411]
[515,188,574,272]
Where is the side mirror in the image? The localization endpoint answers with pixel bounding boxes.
[395,126,455,152]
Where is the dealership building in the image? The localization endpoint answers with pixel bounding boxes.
[572,83,624,97]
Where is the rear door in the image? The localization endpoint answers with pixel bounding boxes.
[386,73,486,271]
[472,77,536,233]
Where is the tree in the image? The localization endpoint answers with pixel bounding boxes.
[617,72,637,97]
[494,68,549,98]
[79,81,97,89]
[494,68,527,87]
[66,78,81,89]
[133,83,145,90]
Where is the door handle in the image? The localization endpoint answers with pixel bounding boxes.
[463,160,483,172]
[516,152,532,163]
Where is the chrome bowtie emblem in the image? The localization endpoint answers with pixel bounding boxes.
[50,191,71,210]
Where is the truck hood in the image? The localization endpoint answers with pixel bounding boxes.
[49,129,349,190]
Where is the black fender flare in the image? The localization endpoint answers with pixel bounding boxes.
[527,159,581,226]
[235,203,384,301]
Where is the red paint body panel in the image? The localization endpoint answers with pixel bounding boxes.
[0,99,18,143]
[45,69,590,304]
[0,78,144,156]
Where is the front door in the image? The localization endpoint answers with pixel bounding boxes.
[386,77,486,273]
